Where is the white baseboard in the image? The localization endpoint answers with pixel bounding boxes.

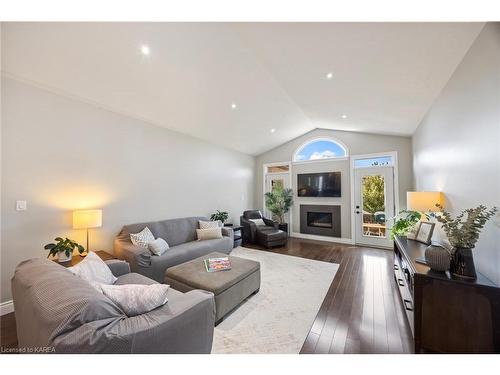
[291,232,354,245]
[0,300,14,316]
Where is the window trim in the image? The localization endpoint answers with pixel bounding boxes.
[292,137,349,164]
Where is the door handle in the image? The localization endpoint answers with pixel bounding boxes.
[355,210,360,214]
[398,278,405,287]
[403,299,413,311]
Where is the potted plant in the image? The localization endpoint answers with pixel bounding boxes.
[391,210,429,240]
[265,184,293,233]
[210,210,229,225]
[436,204,497,280]
[44,237,85,263]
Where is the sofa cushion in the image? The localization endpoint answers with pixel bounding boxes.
[148,237,169,256]
[130,227,155,249]
[68,251,117,285]
[196,228,223,241]
[98,283,170,317]
[115,272,158,285]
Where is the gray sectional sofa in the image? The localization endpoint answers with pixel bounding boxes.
[11,258,215,353]
[114,216,233,282]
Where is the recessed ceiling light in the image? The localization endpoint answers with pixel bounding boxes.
[270,128,276,133]
[231,103,237,109]
[326,72,333,80]
[341,114,348,119]
[140,45,150,56]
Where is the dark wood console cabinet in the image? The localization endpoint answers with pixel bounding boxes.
[394,236,500,353]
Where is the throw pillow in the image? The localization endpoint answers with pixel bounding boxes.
[196,227,223,241]
[67,251,117,285]
[249,218,266,226]
[148,237,169,256]
[98,283,170,317]
[130,227,155,249]
[199,220,222,229]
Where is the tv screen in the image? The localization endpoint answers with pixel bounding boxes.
[297,172,341,197]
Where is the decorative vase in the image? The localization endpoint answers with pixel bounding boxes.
[58,251,72,263]
[450,247,476,280]
[424,245,450,272]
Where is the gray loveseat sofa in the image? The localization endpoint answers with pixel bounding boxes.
[11,258,215,353]
[114,216,233,283]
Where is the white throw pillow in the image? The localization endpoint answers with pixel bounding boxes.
[148,237,169,256]
[249,218,266,226]
[130,227,155,249]
[196,227,223,241]
[67,251,117,285]
[199,220,222,229]
[97,283,170,317]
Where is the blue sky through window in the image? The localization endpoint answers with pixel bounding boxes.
[294,139,346,161]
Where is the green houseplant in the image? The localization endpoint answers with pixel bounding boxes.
[210,210,229,225]
[435,204,497,279]
[44,237,85,263]
[391,210,429,240]
[265,184,293,232]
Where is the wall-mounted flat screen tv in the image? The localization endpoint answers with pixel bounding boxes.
[297,172,341,197]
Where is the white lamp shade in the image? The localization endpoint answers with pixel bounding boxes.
[73,209,102,229]
[406,192,444,212]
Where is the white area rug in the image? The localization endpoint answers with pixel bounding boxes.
[212,247,339,354]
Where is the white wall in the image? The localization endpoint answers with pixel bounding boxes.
[412,23,500,285]
[255,128,413,240]
[1,77,255,303]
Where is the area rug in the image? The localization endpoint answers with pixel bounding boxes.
[211,247,339,354]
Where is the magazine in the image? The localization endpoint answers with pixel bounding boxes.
[204,257,231,272]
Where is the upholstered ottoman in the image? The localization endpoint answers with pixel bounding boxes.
[165,252,260,324]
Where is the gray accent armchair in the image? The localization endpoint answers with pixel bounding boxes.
[240,210,287,248]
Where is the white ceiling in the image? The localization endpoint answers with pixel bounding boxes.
[1,22,484,155]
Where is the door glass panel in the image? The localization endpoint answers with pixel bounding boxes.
[354,156,393,168]
[361,175,387,238]
[271,179,284,190]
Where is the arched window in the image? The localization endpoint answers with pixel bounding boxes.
[293,138,348,162]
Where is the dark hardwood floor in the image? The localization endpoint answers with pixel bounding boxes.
[248,237,413,354]
[0,237,413,354]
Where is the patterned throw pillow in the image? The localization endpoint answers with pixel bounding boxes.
[148,237,169,256]
[130,227,155,249]
[67,251,117,285]
[196,227,223,240]
[97,283,170,317]
[199,220,222,229]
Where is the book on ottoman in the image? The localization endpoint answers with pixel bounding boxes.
[204,257,231,272]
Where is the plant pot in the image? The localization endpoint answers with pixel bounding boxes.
[450,247,476,280]
[58,251,73,263]
[278,223,288,234]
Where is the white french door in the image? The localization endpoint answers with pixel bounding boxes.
[354,166,395,248]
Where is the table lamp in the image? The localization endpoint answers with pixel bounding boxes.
[407,191,444,213]
[73,209,102,255]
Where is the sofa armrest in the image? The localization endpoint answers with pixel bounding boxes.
[105,259,130,277]
[113,239,151,272]
[240,216,257,242]
[263,217,278,228]
[221,226,234,241]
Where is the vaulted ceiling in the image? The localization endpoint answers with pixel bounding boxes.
[1,22,484,155]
